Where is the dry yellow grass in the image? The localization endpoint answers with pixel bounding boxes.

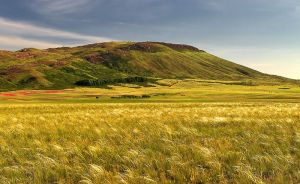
[0,103,299,183]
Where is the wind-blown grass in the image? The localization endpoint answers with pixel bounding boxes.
[0,103,299,183]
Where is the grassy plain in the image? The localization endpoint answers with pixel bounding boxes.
[0,80,299,183]
[0,79,300,103]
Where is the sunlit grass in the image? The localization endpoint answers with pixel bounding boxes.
[0,103,299,183]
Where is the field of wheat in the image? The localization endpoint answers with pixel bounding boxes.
[0,103,299,183]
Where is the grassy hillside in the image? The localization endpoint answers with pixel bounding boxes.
[0,42,295,91]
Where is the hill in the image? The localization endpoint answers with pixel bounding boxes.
[0,41,296,91]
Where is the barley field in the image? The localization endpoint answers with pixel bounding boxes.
[0,103,299,183]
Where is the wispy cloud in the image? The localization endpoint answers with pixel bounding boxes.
[30,0,93,15]
[0,17,110,42]
[0,17,112,50]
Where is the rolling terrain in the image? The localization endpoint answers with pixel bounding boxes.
[0,42,295,91]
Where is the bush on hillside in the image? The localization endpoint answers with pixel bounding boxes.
[75,76,147,86]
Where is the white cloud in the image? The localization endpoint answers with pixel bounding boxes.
[30,0,93,14]
[0,17,113,50]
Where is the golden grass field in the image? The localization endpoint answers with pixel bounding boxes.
[0,80,300,183]
[0,103,299,183]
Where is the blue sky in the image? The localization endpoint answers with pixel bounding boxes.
[0,0,299,79]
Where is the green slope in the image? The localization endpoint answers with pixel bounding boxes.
[0,42,296,90]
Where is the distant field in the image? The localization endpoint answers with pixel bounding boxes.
[0,79,300,103]
[0,103,299,183]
